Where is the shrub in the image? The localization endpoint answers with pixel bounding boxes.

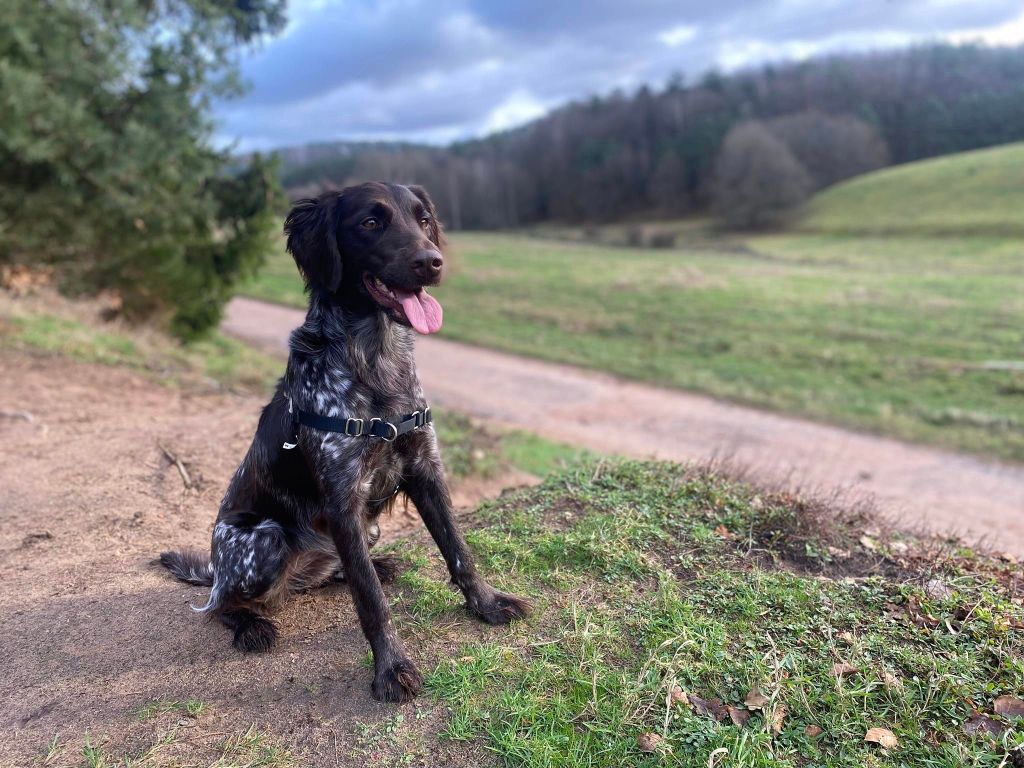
[710,121,813,230]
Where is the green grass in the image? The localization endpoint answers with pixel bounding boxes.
[63,725,293,768]
[243,229,1024,461]
[240,245,310,307]
[0,309,281,393]
[436,410,588,480]
[799,142,1024,237]
[386,460,1024,767]
[136,698,207,722]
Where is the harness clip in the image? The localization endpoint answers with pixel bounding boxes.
[368,417,399,442]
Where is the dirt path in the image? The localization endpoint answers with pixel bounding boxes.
[225,296,1024,556]
[0,348,514,767]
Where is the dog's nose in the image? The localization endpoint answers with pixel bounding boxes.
[411,250,444,279]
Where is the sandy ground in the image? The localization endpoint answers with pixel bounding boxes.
[0,348,517,767]
[225,296,1024,557]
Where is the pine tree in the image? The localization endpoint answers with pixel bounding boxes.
[0,0,286,338]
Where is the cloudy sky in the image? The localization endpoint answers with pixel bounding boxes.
[216,0,1024,151]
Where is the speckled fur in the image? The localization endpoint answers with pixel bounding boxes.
[160,183,529,703]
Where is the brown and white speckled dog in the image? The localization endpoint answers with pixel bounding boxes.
[160,182,529,703]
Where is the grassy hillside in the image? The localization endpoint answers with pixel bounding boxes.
[243,231,1024,462]
[798,142,1024,236]
[393,460,1024,767]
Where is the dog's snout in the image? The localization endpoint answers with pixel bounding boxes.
[411,250,444,279]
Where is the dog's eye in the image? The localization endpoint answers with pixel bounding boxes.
[419,216,431,228]
[361,217,380,230]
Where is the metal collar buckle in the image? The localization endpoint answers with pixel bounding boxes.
[344,417,364,436]
[369,418,398,442]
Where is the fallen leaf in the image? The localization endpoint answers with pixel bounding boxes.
[727,706,750,728]
[827,546,850,559]
[890,541,909,554]
[689,695,729,722]
[859,535,878,551]
[964,713,1006,737]
[637,733,662,753]
[906,597,941,628]
[838,631,856,643]
[804,725,823,738]
[770,705,787,734]
[881,671,902,689]
[864,727,898,749]
[670,686,688,706]
[997,551,1018,564]
[831,662,859,679]
[994,696,1024,719]
[744,687,769,710]
[714,524,732,538]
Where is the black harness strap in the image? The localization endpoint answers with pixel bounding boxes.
[283,403,432,449]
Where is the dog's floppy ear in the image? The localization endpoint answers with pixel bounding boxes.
[408,185,445,249]
[284,194,344,292]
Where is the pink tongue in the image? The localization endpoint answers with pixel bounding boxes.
[394,288,443,334]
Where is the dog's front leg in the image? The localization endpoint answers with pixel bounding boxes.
[327,491,423,702]
[404,436,531,625]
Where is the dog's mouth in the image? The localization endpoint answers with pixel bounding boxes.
[363,274,443,335]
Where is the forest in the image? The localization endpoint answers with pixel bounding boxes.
[279,43,1024,229]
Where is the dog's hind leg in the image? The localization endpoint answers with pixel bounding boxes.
[204,518,289,652]
[220,608,278,652]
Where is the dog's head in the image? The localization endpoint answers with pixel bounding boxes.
[284,182,446,334]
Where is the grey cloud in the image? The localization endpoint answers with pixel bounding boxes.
[217,0,1024,149]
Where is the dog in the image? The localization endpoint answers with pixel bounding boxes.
[160,182,529,702]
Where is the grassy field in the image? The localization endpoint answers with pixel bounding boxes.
[798,142,1024,237]
[243,230,1024,462]
[385,460,1024,767]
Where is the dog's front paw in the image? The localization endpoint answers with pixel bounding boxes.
[371,657,423,703]
[468,587,531,625]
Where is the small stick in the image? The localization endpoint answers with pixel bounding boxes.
[158,441,193,489]
[0,409,34,422]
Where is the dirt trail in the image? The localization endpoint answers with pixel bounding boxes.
[0,349,512,767]
[225,296,1024,556]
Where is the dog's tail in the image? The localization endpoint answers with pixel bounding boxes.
[159,549,214,587]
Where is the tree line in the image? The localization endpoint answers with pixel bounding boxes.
[282,43,1024,230]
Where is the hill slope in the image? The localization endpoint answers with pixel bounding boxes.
[798,142,1024,236]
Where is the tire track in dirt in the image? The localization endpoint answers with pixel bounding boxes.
[224,296,1024,556]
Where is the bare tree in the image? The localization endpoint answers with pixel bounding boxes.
[710,121,812,230]
[765,110,889,190]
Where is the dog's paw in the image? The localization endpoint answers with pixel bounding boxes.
[372,554,403,585]
[371,657,423,703]
[232,615,278,653]
[469,587,532,625]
